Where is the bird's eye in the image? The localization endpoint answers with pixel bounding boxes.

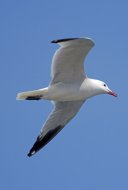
[104,84,106,87]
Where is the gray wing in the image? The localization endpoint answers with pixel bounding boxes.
[28,100,85,156]
[50,37,94,84]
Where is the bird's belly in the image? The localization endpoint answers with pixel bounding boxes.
[43,83,86,101]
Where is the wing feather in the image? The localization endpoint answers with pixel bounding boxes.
[51,38,94,84]
[28,100,85,156]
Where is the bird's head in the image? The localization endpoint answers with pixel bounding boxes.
[88,79,117,97]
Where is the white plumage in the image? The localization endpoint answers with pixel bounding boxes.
[16,37,117,157]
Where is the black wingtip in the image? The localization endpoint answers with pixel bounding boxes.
[27,152,31,157]
[27,149,36,157]
[26,95,43,100]
[27,125,63,157]
[51,38,79,43]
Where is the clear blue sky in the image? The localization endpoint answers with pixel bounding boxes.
[1,0,127,190]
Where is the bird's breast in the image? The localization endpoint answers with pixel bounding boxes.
[43,82,87,101]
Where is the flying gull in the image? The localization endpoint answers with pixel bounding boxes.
[16,37,117,157]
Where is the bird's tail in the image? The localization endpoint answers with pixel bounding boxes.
[16,87,48,100]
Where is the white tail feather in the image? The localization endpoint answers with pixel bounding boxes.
[16,88,48,100]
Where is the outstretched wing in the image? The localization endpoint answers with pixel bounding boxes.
[50,37,94,84]
[28,100,85,156]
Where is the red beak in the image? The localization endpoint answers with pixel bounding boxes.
[108,91,118,97]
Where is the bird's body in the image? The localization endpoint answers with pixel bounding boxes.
[17,37,117,157]
[22,78,109,102]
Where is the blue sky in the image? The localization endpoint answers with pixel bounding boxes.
[0,0,128,189]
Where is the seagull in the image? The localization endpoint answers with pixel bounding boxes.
[16,37,117,157]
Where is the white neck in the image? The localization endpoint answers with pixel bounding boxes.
[81,78,105,99]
